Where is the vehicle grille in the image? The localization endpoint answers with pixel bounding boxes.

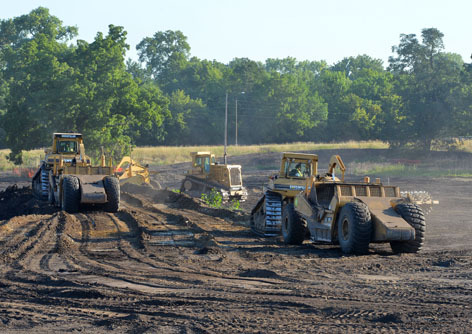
[355,185,367,196]
[370,186,381,197]
[384,187,396,197]
[230,167,242,186]
[340,185,352,196]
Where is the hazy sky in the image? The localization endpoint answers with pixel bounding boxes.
[2,0,470,67]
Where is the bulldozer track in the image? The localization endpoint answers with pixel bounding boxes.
[0,170,471,332]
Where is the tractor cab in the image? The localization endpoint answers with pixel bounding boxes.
[190,152,216,175]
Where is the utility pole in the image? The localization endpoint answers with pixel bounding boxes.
[224,92,228,164]
[235,98,238,146]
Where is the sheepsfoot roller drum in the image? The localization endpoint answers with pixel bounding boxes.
[32,133,120,213]
[180,152,247,203]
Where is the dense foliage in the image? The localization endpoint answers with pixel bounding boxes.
[0,8,471,163]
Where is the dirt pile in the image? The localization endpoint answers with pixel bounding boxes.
[0,184,57,220]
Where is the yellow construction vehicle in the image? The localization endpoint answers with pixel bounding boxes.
[250,152,318,236]
[115,156,160,188]
[180,151,247,202]
[281,154,432,254]
[32,133,120,213]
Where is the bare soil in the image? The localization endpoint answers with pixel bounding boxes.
[0,149,471,333]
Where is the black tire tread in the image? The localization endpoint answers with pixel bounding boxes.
[62,176,80,213]
[390,203,426,254]
[282,204,305,245]
[338,202,372,254]
[104,176,120,213]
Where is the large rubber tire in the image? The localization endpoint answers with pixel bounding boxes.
[282,204,305,245]
[337,202,372,254]
[103,176,120,213]
[390,203,425,254]
[61,176,80,213]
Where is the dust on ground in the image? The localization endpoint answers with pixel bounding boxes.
[0,149,471,333]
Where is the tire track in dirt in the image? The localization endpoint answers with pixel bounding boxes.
[0,181,471,332]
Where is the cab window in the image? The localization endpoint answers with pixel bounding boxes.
[204,157,210,173]
[58,141,77,153]
[286,159,311,178]
[194,157,202,167]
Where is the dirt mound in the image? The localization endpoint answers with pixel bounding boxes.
[121,184,248,222]
[0,184,57,220]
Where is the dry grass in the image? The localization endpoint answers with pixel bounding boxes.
[0,149,43,171]
[1,139,471,175]
[131,141,388,166]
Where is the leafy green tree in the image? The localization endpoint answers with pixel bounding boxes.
[331,55,384,80]
[136,30,190,85]
[68,25,169,159]
[0,7,78,163]
[261,71,327,142]
[126,58,152,84]
[0,8,170,163]
[0,72,7,148]
[163,89,211,145]
[389,28,464,149]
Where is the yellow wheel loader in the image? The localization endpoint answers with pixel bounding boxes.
[284,155,433,254]
[180,152,247,202]
[32,133,120,213]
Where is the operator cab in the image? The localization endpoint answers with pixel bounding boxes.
[191,152,216,174]
[52,133,83,155]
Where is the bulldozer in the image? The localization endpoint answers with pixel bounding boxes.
[115,156,161,189]
[180,151,247,202]
[277,154,432,254]
[32,133,120,213]
[250,152,319,236]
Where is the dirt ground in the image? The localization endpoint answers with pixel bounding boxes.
[0,150,471,333]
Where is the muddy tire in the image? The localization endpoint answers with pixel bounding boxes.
[282,204,305,245]
[103,176,120,213]
[61,176,80,213]
[337,202,372,254]
[390,203,425,254]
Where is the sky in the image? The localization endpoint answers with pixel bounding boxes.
[1,0,470,67]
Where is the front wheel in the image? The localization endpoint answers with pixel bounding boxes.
[282,204,305,245]
[337,202,372,254]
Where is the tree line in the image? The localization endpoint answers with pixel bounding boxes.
[0,7,471,164]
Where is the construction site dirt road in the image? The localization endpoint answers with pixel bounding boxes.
[0,150,471,333]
